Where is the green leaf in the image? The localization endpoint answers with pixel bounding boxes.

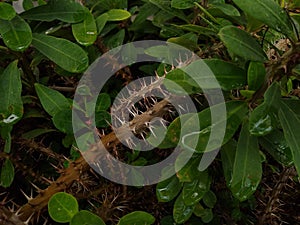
[106,9,131,21]
[0,15,32,52]
[32,33,89,73]
[176,24,216,37]
[35,83,70,117]
[0,3,16,20]
[118,211,155,225]
[149,0,189,23]
[0,125,12,153]
[52,109,73,134]
[0,60,23,125]
[173,193,195,224]
[249,82,281,136]
[181,101,248,153]
[279,102,300,177]
[200,208,214,223]
[218,25,267,62]
[203,59,247,91]
[176,155,201,182]
[247,61,266,91]
[72,8,97,46]
[230,122,262,202]
[259,129,293,166]
[171,0,195,9]
[70,210,106,225]
[21,0,85,23]
[21,128,57,139]
[249,104,273,136]
[208,3,240,17]
[0,159,14,188]
[182,170,210,206]
[48,192,79,223]
[202,190,217,208]
[23,0,35,11]
[232,0,296,40]
[104,29,125,49]
[156,175,182,202]
[96,93,111,111]
[95,111,111,128]
[221,140,237,187]
[95,13,109,35]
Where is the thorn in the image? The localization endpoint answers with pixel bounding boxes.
[24,213,34,225]
[29,182,42,193]
[20,189,33,201]
[41,177,53,184]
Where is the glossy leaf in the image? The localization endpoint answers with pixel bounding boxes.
[72,8,97,46]
[249,104,273,136]
[35,83,70,117]
[247,61,265,91]
[32,33,89,73]
[232,0,296,40]
[0,61,23,125]
[0,159,14,188]
[171,0,194,9]
[219,26,267,62]
[230,122,262,202]
[279,102,300,177]
[181,101,248,153]
[106,9,131,21]
[48,192,79,223]
[0,3,16,20]
[249,82,281,136]
[52,109,73,134]
[118,211,155,225]
[21,0,85,23]
[173,194,195,224]
[156,175,182,202]
[182,170,210,206]
[70,210,105,225]
[0,15,32,52]
[259,129,293,166]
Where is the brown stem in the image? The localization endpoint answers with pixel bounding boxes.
[18,99,170,221]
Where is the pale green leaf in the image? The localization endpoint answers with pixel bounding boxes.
[48,192,79,223]
[106,9,131,21]
[72,8,97,46]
